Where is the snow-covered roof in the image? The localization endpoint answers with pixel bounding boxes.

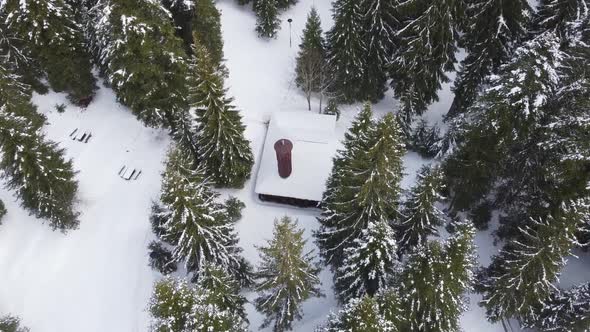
[255,111,337,202]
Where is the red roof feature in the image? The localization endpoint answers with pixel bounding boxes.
[274,139,293,179]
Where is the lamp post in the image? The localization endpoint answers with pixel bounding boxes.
[287,18,293,48]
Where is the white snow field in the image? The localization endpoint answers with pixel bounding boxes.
[0,0,587,331]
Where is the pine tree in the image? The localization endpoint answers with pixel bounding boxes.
[152,147,242,278]
[4,0,96,104]
[193,0,225,68]
[295,7,326,111]
[398,165,446,254]
[196,264,249,322]
[0,199,6,224]
[255,0,281,38]
[316,111,405,271]
[398,219,476,332]
[534,0,589,39]
[317,296,399,332]
[410,119,441,158]
[360,0,398,102]
[148,241,178,275]
[478,200,589,326]
[334,219,398,302]
[326,0,366,102]
[317,104,375,263]
[88,0,188,127]
[254,216,322,332]
[535,282,590,331]
[0,12,44,92]
[389,0,463,126]
[276,0,297,10]
[162,0,195,54]
[0,71,79,231]
[189,41,254,188]
[325,103,375,194]
[444,31,590,238]
[148,277,248,332]
[0,315,29,332]
[447,0,531,118]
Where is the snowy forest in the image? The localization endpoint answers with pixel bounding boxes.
[0,0,589,331]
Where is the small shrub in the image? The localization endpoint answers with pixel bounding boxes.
[324,98,341,120]
[411,119,441,158]
[225,196,245,224]
[148,241,177,275]
[0,199,6,225]
[55,103,66,113]
[0,315,29,332]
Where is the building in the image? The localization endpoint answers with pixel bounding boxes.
[255,111,337,207]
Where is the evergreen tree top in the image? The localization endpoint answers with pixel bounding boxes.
[534,0,589,39]
[196,263,249,322]
[4,0,80,45]
[472,32,565,129]
[255,216,322,331]
[299,7,325,53]
[461,0,531,55]
[479,199,589,324]
[257,216,317,283]
[355,113,405,206]
[149,277,248,332]
[333,102,376,167]
[317,296,398,332]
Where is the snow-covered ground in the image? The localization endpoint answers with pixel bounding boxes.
[0,0,587,331]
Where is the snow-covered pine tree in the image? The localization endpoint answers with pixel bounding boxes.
[255,0,281,38]
[152,147,242,278]
[0,315,29,332]
[325,103,375,192]
[334,219,398,302]
[325,0,366,102]
[276,0,297,10]
[443,32,568,219]
[148,241,177,275]
[254,216,322,332]
[189,40,254,188]
[0,69,79,231]
[4,0,96,104]
[196,263,249,322]
[193,0,225,68]
[0,11,45,92]
[398,219,476,332]
[170,109,199,164]
[0,109,80,231]
[360,0,398,102]
[87,0,188,127]
[148,277,248,332]
[316,296,399,332]
[398,165,446,254]
[295,7,326,111]
[316,104,375,264]
[535,282,590,331]
[379,289,406,329]
[0,199,6,224]
[161,0,195,54]
[478,200,589,326]
[533,0,589,39]
[447,0,531,118]
[389,0,463,127]
[410,119,441,158]
[316,111,404,271]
